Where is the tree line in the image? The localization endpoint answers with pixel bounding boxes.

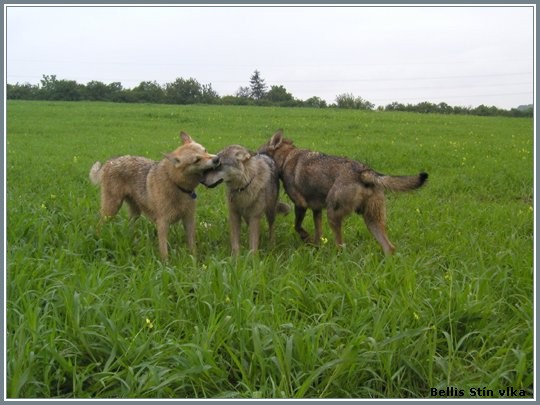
[7,71,533,118]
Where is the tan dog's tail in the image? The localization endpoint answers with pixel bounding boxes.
[89,161,103,185]
[360,170,428,192]
[277,202,291,215]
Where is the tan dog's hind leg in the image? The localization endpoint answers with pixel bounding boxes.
[97,190,123,234]
[157,220,169,261]
[96,215,112,235]
[125,197,141,220]
[100,191,123,219]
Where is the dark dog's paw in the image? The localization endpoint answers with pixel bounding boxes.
[298,229,312,243]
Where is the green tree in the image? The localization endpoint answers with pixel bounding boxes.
[107,82,124,102]
[7,83,39,100]
[164,78,202,104]
[235,86,251,98]
[84,81,124,101]
[266,85,294,104]
[85,81,110,101]
[40,74,84,101]
[472,104,500,116]
[303,96,327,108]
[385,101,406,111]
[438,102,453,114]
[131,81,165,103]
[415,101,437,114]
[335,93,374,110]
[201,83,219,104]
[249,70,267,100]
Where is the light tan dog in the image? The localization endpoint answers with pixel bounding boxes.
[201,145,289,255]
[89,132,218,260]
[259,130,428,255]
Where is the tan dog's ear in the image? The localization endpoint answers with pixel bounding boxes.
[270,130,283,149]
[164,153,182,167]
[180,132,192,144]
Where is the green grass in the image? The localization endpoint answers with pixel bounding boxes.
[6,100,534,398]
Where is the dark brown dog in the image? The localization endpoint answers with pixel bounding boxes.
[89,132,218,260]
[259,130,428,255]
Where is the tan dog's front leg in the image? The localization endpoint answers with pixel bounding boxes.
[229,208,241,255]
[182,215,197,256]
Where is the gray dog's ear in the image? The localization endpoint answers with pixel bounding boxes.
[235,149,251,162]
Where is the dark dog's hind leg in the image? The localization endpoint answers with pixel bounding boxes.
[313,209,323,246]
[294,205,311,242]
[327,207,345,247]
[362,196,395,256]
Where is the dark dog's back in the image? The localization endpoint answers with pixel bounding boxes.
[280,151,372,206]
[260,130,428,255]
[276,146,425,193]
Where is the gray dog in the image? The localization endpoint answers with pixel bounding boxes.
[201,145,289,255]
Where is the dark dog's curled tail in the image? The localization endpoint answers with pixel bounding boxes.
[277,201,291,215]
[89,161,103,185]
[361,170,428,192]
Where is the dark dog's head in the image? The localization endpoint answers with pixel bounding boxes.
[200,145,253,188]
[257,130,296,172]
[258,129,294,158]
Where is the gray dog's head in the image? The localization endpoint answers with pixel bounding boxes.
[200,145,253,188]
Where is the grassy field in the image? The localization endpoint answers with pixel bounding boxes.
[6,100,534,398]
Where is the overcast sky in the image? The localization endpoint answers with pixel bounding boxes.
[6,5,534,109]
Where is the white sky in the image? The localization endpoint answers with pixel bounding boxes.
[5,5,535,109]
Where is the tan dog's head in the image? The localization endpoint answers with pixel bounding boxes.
[164,132,219,179]
[200,145,253,188]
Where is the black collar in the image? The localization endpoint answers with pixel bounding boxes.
[231,176,254,193]
[177,185,197,199]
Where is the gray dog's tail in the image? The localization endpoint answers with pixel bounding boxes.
[361,170,428,192]
[89,161,103,185]
[277,201,291,215]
